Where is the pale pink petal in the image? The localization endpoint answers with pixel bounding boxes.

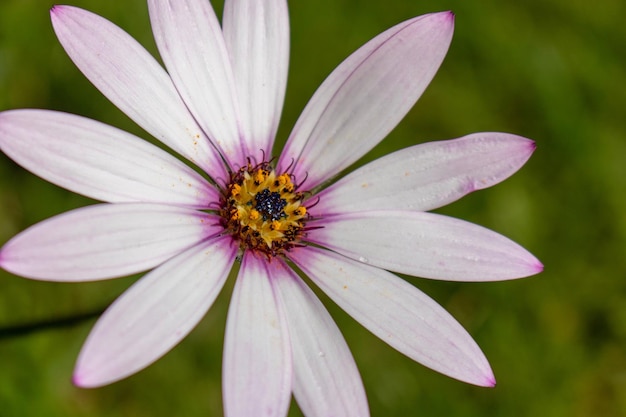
[223,252,291,417]
[148,0,243,168]
[278,12,454,189]
[273,259,369,417]
[0,203,219,281]
[73,237,236,388]
[308,211,543,282]
[289,246,495,387]
[0,110,218,207]
[50,5,227,180]
[315,133,536,214]
[223,0,289,161]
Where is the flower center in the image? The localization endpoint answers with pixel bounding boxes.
[220,161,308,257]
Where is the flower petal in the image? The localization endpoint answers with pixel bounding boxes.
[223,252,292,417]
[278,12,454,189]
[315,133,537,214]
[0,203,219,281]
[148,0,243,168]
[50,5,227,180]
[289,246,495,387]
[0,110,218,207]
[308,211,543,281]
[73,237,236,388]
[223,0,289,161]
[273,259,369,417]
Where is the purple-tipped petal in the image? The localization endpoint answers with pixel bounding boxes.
[148,0,243,168]
[273,259,369,417]
[223,0,289,161]
[50,5,227,180]
[315,133,537,214]
[289,246,495,387]
[0,203,219,281]
[278,12,454,189]
[308,210,543,282]
[223,252,292,417]
[0,110,218,207]
[73,237,236,388]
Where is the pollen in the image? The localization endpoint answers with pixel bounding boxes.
[230,184,241,197]
[249,209,260,220]
[220,161,309,257]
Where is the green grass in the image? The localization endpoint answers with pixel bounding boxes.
[1,0,625,416]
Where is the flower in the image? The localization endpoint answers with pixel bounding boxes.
[0,1,542,416]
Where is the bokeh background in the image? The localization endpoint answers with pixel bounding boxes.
[1,0,625,416]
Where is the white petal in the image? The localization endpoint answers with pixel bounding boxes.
[148,0,243,168]
[289,246,495,387]
[223,252,291,417]
[73,237,236,387]
[315,133,537,214]
[308,211,543,281]
[273,259,369,417]
[278,12,454,189]
[50,5,227,180]
[0,203,219,281]
[223,0,289,161]
[0,110,218,207]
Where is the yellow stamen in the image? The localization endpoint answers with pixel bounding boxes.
[276,174,290,187]
[220,163,309,257]
[254,169,267,184]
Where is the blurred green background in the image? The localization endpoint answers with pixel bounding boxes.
[1,0,625,416]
